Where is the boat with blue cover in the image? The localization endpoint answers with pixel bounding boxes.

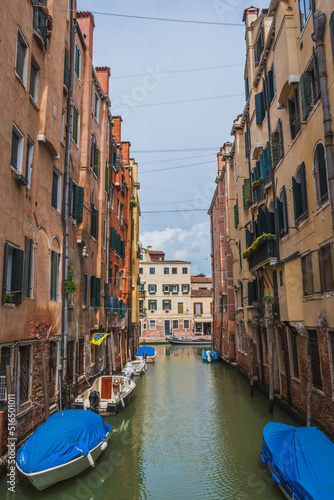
[202,350,218,362]
[136,346,156,362]
[16,410,111,491]
[261,422,334,499]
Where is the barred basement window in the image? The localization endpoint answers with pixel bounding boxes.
[172,320,178,330]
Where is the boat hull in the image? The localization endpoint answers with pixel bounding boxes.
[168,337,212,346]
[17,431,111,491]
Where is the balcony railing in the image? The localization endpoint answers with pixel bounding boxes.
[33,6,47,49]
[248,238,277,270]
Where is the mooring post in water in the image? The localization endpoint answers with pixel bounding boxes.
[250,338,254,396]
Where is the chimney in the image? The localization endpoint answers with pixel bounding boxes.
[112,116,122,143]
[242,6,260,27]
[76,12,95,55]
[121,141,131,165]
[96,67,110,95]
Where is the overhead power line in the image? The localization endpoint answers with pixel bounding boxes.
[112,92,244,109]
[141,209,209,214]
[133,147,218,153]
[89,11,244,27]
[140,160,214,174]
[111,63,244,79]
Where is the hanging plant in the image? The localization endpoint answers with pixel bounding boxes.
[241,233,275,258]
[64,266,77,298]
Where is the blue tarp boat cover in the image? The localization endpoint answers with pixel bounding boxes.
[202,350,218,361]
[262,422,334,500]
[136,346,155,357]
[16,410,111,474]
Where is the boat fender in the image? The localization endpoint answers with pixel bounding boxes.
[272,473,281,485]
[121,397,125,408]
[260,454,266,464]
[87,452,95,468]
[101,441,108,451]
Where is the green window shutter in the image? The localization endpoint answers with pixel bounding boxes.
[270,132,279,168]
[90,204,98,239]
[292,176,302,223]
[244,131,248,159]
[73,106,78,144]
[267,70,274,104]
[300,162,308,216]
[243,179,251,209]
[104,281,109,308]
[276,196,284,237]
[255,91,265,124]
[234,201,239,227]
[313,49,320,100]
[316,144,328,203]
[257,208,266,236]
[50,251,58,302]
[246,229,252,248]
[330,12,334,66]
[264,206,275,235]
[11,248,24,304]
[282,186,289,234]
[169,300,171,310]
[154,300,157,310]
[300,71,312,120]
[277,119,284,160]
[51,171,58,209]
[73,185,84,222]
[105,163,110,193]
[3,243,10,303]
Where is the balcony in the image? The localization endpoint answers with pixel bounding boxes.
[248,238,277,271]
[32,4,51,50]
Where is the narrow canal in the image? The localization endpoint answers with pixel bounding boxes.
[2,345,297,500]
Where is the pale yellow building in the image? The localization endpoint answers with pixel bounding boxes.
[191,275,213,336]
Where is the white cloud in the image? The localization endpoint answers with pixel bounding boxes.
[140,221,211,276]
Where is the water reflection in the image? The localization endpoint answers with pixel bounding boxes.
[1,345,297,499]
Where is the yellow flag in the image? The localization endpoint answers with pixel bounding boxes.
[90,333,110,345]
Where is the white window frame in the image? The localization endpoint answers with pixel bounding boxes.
[11,123,24,173]
[25,137,33,188]
[29,57,40,104]
[182,284,189,293]
[94,91,99,123]
[171,284,179,293]
[15,27,28,87]
[72,104,80,146]
[74,42,81,81]
[148,284,156,294]
[149,320,156,330]
[52,168,62,212]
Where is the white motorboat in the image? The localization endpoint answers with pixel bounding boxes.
[130,359,147,375]
[122,362,135,377]
[16,410,111,491]
[74,375,136,415]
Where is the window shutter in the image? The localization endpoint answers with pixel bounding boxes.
[73,185,84,222]
[105,164,110,193]
[292,176,302,223]
[277,119,284,160]
[264,207,275,234]
[267,70,274,104]
[248,281,256,306]
[263,147,270,181]
[300,72,312,121]
[330,12,334,65]
[93,276,100,307]
[246,229,252,248]
[109,295,113,312]
[244,77,249,101]
[52,172,58,209]
[91,204,98,239]
[2,243,10,303]
[243,179,251,209]
[313,49,320,100]
[154,300,157,310]
[316,144,328,204]
[169,300,171,310]
[234,200,239,227]
[64,47,69,87]
[194,303,196,315]
[276,197,284,237]
[257,208,266,236]
[23,237,33,298]
[244,131,248,159]
[255,91,265,124]
[300,162,308,216]
[282,186,289,234]
[50,251,57,302]
[270,132,279,168]
[200,303,203,314]
[115,153,120,172]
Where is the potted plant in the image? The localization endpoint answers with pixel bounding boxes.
[5,293,14,304]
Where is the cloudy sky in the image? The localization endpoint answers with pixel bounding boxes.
[78,0,269,275]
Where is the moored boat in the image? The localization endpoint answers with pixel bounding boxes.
[122,362,135,378]
[136,346,156,362]
[202,350,218,362]
[168,336,212,346]
[130,359,147,375]
[74,375,136,415]
[261,422,334,500]
[16,410,111,491]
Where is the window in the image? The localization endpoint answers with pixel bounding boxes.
[117,199,120,218]
[50,250,60,301]
[61,110,65,143]
[94,92,99,122]
[23,237,33,298]
[148,300,157,311]
[149,320,156,330]
[69,180,84,222]
[319,243,334,292]
[172,267,177,274]
[289,331,300,378]
[244,76,249,101]
[110,187,114,211]
[292,162,308,224]
[298,0,311,30]
[194,303,203,315]
[178,303,183,314]
[309,330,322,390]
[15,28,28,86]
[277,186,289,238]
[184,320,190,329]
[267,61,276,105]
[0,347,11,401]
[51,169,61,211]
[163,300,171,311]
[172,320,179,330]
[29,58,39,103]
[171,284,179,293]
[313,143,328,207]
[3,243,24,305]
[90,135,100,178]
[301,253,314,296]
[25,138,33,188]
[163,284,170,293]
[271,119,284,167]
[72,104,79,146]
[148,285,156,293]
[119,271,123,291]
[255,90,265,124]
[139,283,145,292]
[254,25,264,67]
[236,324,247,354]
[105,162,110,194]
[182,284,190,293]
[64,46,70,88]
[90,275,101,307]
[19,345,30,404]
[182,267,188,274]
[139,268,143,275]
[74,43,81,80]
[287,90,301,141]
[83,273,88,306]
[149,268,155,275]
[11,124,24,173]
[139,299,144,311]
[164,267,169,274]
[300,56,320,121]
[90,203,98,239]
[120,204,124,227]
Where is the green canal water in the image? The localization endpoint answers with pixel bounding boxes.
[1,345,297,499]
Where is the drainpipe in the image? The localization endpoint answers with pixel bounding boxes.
[312,8,334,233]
[61,0,75,409]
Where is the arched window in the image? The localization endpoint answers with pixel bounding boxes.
[313,142,328,207]
[292,162,308,225]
